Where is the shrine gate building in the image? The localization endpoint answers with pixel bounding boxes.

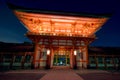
[9,5,110,69]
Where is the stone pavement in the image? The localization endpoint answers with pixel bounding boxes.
[0,68,120,80]
[40,69,83,80]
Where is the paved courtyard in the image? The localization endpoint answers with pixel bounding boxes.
[0,68,120,80]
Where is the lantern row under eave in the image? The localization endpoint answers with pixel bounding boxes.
[14,10,109,37]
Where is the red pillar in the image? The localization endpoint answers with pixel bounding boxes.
[70,49,73,68]
[73,50,77,69]
[32,41,39,69]
[46,50,51,69]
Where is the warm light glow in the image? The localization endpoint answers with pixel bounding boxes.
[47,50,50,55]
[74,50,77,55]
[14,10,109,37]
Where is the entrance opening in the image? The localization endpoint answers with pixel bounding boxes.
[53,50,70,66]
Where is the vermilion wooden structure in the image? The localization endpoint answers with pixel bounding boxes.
[13,9,110,69]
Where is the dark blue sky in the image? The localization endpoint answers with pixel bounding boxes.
[0,0,120,47]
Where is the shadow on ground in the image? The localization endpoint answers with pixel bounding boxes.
[77,72,120,80]
[0,73,46,80]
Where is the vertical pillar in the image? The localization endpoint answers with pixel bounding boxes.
[32,41,39,69]
[95,54,98,69]
[50,48,54,68]
[86,46,89,67]
[70,49,73,68]
[38,51,40,68]
[39,46,45,69]
[79,48,83,69]
[73,50,77,69]
[82,46,88,68]
[66,52,67,66]
[56,52,57,65]
[46,49,50,69]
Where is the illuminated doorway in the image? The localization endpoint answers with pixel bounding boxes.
[53,50,70,66]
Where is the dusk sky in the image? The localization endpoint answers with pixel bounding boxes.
[0,0,120,47]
